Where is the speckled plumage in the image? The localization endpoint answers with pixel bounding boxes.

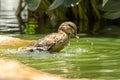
[17,21,79,53]
[33,31,69,52]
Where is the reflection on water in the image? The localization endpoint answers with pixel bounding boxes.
[0,35,120,80]
[0,0,19,34]
[0,0,26,35]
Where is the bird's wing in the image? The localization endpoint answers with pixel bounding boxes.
[32,33,61,51]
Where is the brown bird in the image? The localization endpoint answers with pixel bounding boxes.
[17,21,79,53]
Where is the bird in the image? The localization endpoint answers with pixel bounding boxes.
[17,21,79,53]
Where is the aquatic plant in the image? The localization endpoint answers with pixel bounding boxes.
[17,0,120,34]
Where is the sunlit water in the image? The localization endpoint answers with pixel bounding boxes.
[0,35,120,80]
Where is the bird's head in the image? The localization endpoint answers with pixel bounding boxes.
[58,21,79,38]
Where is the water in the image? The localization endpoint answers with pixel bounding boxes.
[0,35,120,80]
[0,0,27,35]
[0,11,19,33]
[0,1,120,79]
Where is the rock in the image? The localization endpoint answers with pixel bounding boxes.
[0,58,91,80]
[0,35,35,48]
[0,58,67,80]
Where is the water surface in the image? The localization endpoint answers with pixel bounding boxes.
[0,35,120,80]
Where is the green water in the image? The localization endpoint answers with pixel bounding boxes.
[0,34,120,80]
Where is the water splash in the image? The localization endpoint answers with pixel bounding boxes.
[66,47,88,54]
[6,48,78,59]
[6,46,88,59]
[91,42,94,45]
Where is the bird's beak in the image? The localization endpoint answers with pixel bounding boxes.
[75,35,79,39]
[74,33,79,39]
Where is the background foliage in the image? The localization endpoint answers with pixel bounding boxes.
[21,0,120,34]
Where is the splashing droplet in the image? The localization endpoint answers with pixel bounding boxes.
[86,40,89,42]
[91,42,94,45]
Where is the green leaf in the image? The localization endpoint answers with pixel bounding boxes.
[100,0,120,11]
[25,0,41,11]
[47,0,82,11]
[102,0,108,7]
[103,11,120,19]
